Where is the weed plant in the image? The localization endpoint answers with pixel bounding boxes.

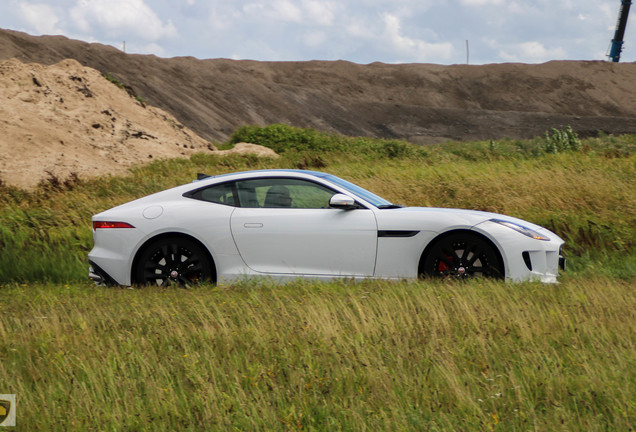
[543,126,581,153]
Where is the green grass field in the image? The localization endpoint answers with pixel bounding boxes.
[1,125,634,430]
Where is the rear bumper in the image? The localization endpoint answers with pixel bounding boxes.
[88,261,119,285]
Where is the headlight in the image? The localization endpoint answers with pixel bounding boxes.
[490,219,550,241]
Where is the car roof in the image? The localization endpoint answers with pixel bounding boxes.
[198,169,331,181]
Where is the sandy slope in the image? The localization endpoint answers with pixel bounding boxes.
[0,58,279,189]
[0,58,218,188]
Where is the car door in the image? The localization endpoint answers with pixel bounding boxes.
[229,177,378,276]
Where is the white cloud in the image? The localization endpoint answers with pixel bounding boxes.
[302,30,327,47]
[242,2,263,15]
[271,0,303,23]
[346,17,376,39]
[382,14,453,62]
[69,0,177,41]
[499,41,567,63]
[208,4,241,31]
[19,2,62,34]
[244,0,337,26]
[303,0,336,26]
[460,0,505,5]
[242,1,302,23]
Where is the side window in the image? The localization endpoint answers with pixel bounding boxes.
[236,178,336,209]
[189,182,236,206]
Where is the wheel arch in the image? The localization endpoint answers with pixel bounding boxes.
[417,229,505,278]
[131,232,217,284]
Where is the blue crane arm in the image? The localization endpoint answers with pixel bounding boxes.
[609,0,632,62]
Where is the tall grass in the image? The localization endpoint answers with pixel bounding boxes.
[1,125,634,282]
[337,153,635,257]
[0,277,633,431]
[1,125,635,430]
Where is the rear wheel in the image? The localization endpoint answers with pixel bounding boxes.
[420,233,504,279]
[135,237,213,286]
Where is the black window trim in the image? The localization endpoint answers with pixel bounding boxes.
[183,176,371,209]
[183,180,238,207]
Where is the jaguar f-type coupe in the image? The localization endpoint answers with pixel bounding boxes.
[89,169,564,286]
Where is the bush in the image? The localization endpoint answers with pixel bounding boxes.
[229,124,340,153]
[229,124,423,161]
[543,126,581,153]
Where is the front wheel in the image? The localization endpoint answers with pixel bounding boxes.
[135,237,213,286]
[420,233,504,279]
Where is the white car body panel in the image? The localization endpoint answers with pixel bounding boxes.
[230,207,378,276]
[472,220,561,283]
[88,169,565,285]
[374,231,438,278]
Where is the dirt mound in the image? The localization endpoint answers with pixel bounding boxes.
[0,58,221,188]
[3,28,636,147]
[216,143,279,158]
[0,57,278,189]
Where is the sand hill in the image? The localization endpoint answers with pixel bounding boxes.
[0,55,277,189]
[0,58,219,189]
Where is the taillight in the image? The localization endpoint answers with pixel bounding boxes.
[93,221,135,230]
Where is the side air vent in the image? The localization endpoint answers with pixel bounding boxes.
[522,251,533,271]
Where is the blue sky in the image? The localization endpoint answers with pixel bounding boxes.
[0,0,633,64]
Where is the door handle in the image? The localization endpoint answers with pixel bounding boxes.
[244,223,263,228]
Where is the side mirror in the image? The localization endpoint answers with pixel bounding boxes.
[329,194,358,210]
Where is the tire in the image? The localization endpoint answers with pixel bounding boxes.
[135,236,213,286]
[420,233,504,279]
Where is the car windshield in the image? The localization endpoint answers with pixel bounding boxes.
[322,174,393,208]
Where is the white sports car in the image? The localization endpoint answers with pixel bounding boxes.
[88,169,565,286]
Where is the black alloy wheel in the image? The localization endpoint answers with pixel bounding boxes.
[136,237,212,286]
[421,233,504,279]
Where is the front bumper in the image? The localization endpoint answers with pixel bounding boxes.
[473,220,565,283]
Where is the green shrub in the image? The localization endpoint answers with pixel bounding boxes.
[543,126,581,153]
[375,139,416,159]
[103,72,125,89]
[229,124,421,161]
[230,124,339,153]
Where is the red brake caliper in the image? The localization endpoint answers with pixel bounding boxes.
[438,254,453,272]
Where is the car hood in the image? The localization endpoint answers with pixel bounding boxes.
[375,206,557,237]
